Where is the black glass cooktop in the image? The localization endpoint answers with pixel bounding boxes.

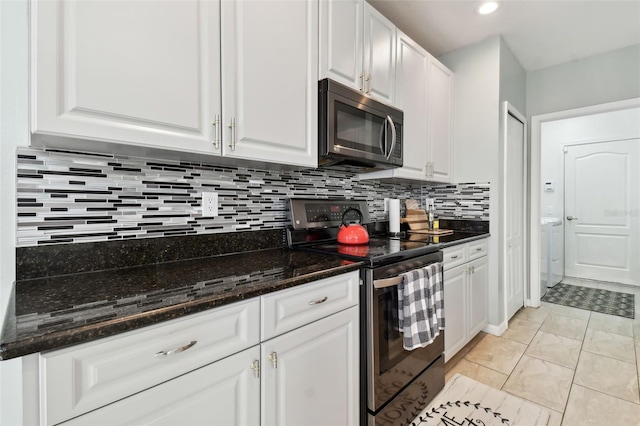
[298,236,442,267]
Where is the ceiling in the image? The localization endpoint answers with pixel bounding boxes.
[368,0,640,71]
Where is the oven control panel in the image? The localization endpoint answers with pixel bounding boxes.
[288,198,370,229]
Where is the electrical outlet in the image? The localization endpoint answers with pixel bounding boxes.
[383,198,389,213]
[202,192,218,217]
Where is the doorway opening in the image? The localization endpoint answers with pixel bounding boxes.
[530,98,640,306]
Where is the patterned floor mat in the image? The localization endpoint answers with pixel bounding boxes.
[542,283,635,319]
[410,374,550,426]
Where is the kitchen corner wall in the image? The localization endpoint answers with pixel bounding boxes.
[16,147,490,247]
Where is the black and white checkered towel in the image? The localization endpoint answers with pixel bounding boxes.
[397,262,445,350]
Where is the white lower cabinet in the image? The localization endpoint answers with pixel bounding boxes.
[40,271,359,426]
[61,346,261,426]
[261,306,359,426]
[443,240,489,362]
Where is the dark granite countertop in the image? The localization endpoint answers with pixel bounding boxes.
[0,248,363,360]
[404,231,490,247]
[2,224,489,361]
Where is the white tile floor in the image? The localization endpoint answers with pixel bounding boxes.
[444,277,640,425]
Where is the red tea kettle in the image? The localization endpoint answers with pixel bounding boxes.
[337,208,370,245]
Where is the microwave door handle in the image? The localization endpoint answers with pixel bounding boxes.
[385,115,396,160]
[379,119,386,156]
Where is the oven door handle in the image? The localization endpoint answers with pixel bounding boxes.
[373,276,403,289]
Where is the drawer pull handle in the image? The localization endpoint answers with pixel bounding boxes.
[155,340,197,357]
[475,248,482,251]
[308,297,328,305]
[450,255,459,259]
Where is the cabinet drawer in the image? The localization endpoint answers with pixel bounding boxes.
[60,346,261,426]
[442,245,466,270]
[467,239,488,261]
[41,299,260,426]
[261,271,359,341]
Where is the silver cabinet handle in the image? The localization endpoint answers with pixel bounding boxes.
[228,118,236,150]
[308,296,328,305]
[250,360,260,378]
[475,247,482,251]
[385,115,397,160]
[155,340,197,357]
[450,255,459,259]
[267,352,278,369]
[425,162,434,178]
[365,74,371,94]
[211,114,221,148]
[359,73,364,92]
[567,216,577,221]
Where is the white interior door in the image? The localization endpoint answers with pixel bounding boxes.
[564,139,640,286]
[506,111,526,320]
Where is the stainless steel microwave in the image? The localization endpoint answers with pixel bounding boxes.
[318,78,403,171]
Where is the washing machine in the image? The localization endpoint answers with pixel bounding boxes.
[540,217,563,297]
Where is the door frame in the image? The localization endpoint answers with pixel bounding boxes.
[500,101,528,320]
[529,97,640,306]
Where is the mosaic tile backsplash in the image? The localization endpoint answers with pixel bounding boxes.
[16,147,490,246]
[423,183,491,220]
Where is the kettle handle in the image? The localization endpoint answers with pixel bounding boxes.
[341,207,363,227]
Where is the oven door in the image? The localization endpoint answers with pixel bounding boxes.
[365,252,444,412]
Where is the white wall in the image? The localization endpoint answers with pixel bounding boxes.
[540,106,640,218]
[499,38,526,115]
[527,44,640,118]
[439,36,501,185]
[0,0,28,424]
[440,35,528,331]
[439,36,505,329]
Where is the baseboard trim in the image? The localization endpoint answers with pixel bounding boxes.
[483,321,508,336]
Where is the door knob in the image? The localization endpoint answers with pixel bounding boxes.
[566,216,577,221]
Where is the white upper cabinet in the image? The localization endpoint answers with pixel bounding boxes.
[31,0,318,168]
[221,0,318,168]
[319,0,364,90]
[320,0,396,105]
[427,57,454,183]
[360,30,428,181]
[359,31,454,183]
[363,2,396,105]
[31,0,221,154]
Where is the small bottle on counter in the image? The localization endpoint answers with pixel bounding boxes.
[427,200,435,229]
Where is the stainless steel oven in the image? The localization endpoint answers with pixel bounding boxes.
[286,198,445,426]
[364,252,444,425]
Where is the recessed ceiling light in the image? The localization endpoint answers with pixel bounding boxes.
[478,2,499,15]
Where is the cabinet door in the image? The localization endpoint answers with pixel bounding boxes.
[443,265,467,362]
[319,0,364,90]
[31,0,221,155]
[394,31,429,180]
[221,0,318,168]
[363,2,396,105]
[42,299,260,425]
[261,306,359,426]
[61,346,260,426]
[468,256,489,338]
[427,58,454,182]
